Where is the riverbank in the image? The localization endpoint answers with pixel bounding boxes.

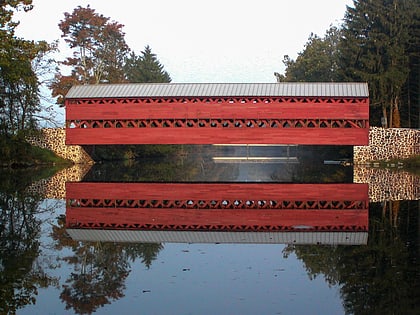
[0,136,73,168]
[371,155,420,176]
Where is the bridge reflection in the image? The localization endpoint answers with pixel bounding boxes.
[66,182,368,245]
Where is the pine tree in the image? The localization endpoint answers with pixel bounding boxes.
[124,45,171,83]
[281,26,342,82]
[401,1,420,128]
[339,0,415,127]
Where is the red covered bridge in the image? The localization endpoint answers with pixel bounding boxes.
[66,182,368,233]
[65,82,369,145]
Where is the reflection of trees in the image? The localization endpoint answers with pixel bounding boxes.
[59,242,129,314]
[84,156,200,182]
[283,201,419,315]
[51,215,163,314]
[271,145,353,183]
[85,145,273,182]
[0,186,56,314]
[125,243,163,269]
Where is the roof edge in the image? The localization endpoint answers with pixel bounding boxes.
[65,82,369,99]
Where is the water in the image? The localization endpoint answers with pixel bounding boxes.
[0,146,419,315]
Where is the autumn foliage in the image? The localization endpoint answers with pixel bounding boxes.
[50,5,171,106]
[50,6,129,104]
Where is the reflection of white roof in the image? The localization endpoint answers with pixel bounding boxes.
[66,229,368,245]
[66,82,369,99]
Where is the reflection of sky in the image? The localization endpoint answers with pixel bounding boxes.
[22,246,345,315]
[19,199,344,315]
[120,244,344,315]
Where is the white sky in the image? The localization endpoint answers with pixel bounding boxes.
[15,0,353,83]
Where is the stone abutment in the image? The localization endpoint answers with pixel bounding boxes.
[26,128,94,164]
[354,127,419,163]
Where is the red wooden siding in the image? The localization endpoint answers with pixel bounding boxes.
[66,183,369,232]
[66,207,368,232]
[66,182,368,201]
[65,96,369,145]
[65,128,368,145]
[66,99,369,120]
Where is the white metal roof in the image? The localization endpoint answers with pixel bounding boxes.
[65,82,369,99]
[66,229,368,245]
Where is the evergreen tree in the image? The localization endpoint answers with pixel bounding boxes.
[124,45,171,83]
[278,0,419,128]
[281,26,342,82]
[339,0,416,127]
[401,1,420,128]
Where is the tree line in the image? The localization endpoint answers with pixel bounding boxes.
[1,0,419,141]
[0,2,171,141]
[278,0,420,128]
[49,5,171,105]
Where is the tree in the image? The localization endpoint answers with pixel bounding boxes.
[283,201,420,315]
[280,26,342,82]
[401,2,420,128]
[0,1,55,135]
[0,171,58,314]
[124,45,171,83]
[50,215,163,314]
[51,6,129,104]
[338,0,416,127]
[0,0,33,38]
[0,39,54,135]
[278,0,419,128]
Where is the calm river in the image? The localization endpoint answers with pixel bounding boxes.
[1,145,419,315]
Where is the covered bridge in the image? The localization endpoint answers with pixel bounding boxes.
[65,82,369,145]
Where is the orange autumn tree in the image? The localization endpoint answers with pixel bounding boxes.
[50,5,129,105]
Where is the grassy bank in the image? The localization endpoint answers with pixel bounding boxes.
[0,136,72,168]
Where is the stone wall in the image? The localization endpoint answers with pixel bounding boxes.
[354,166,419,202]
[27,128,94,164]
[26,163,93,199]
[354,127,419,163]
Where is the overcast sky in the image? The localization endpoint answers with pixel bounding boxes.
[15,0,353,83]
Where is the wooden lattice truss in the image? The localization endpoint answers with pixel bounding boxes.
[66,96,368,130]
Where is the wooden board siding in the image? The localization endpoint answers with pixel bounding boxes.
[65,95,369,145]
[66,183,368,232]
[66,207,368,232]
[66,182,368,201]
[66,101,369,120]
[65,127,368,145]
